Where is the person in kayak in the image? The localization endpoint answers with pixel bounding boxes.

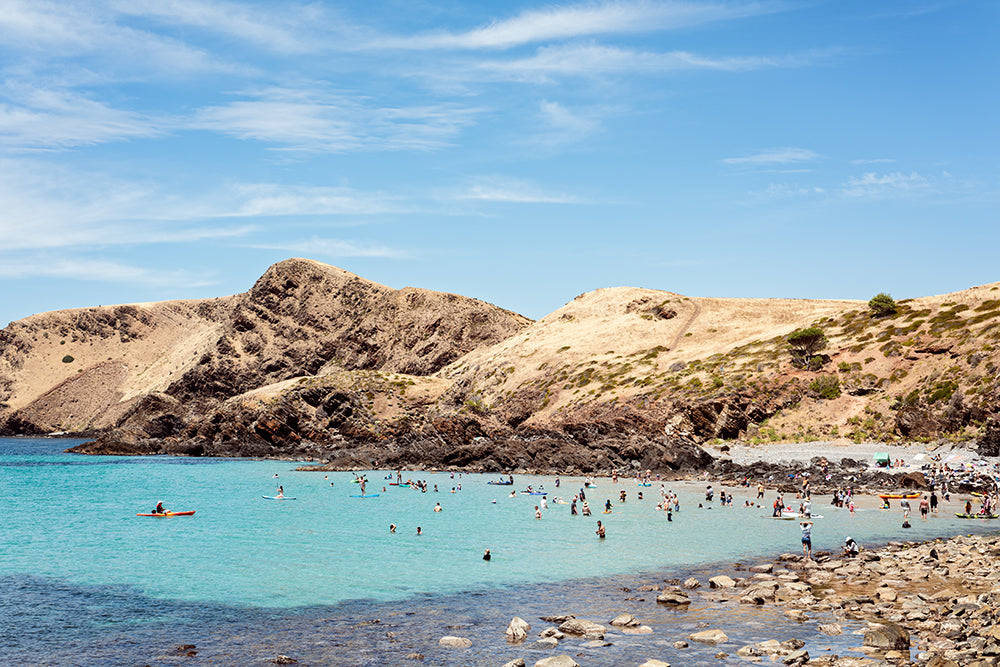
[153,501,167,514]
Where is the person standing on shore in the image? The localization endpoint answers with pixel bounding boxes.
[800,519,813,559]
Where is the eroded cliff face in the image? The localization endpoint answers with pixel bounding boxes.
[163,259,530,409]
[69,370,716,474]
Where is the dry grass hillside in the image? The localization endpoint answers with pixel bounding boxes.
[436,283,1000,446]
[0,300,232,431]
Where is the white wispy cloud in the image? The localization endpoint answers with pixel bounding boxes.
[0,159,412,254]
[190,88,481,152]
[373,0,777,50]
[0,85,163,150]
[111,0,337,55]
[0,0,231,78]
[723,147,820,165]
[246,237,410,259]
[476,44,817,82]
[453,177,583,204]
[749,183,826,200]
[229,183,407,217]
[539,100,603,143]
[850,158,896,165]
[0,255,216,287]
[842,171,930,198]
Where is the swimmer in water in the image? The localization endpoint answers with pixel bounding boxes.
[595,520,605,539]
[434,503,442,512]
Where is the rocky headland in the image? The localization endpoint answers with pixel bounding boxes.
[0,259,998,475]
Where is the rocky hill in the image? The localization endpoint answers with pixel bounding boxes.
[0,258,530,437]
[6,261,1000,474]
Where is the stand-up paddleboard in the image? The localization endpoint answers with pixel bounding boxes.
[262,495,296,500]
[136,511,196,517]
[351,493,380,498]
[955,513,999,519]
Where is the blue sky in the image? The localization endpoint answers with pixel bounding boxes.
[0,0,996,325]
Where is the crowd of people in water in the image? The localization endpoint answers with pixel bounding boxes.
[147,454,999,565]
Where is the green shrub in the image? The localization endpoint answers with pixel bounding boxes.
[61,355,74,363]
[463,396,489,414]
[808,375,841,399]
[868,292,898,317]
[787,327,827,368]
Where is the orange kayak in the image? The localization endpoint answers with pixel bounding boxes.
[136,511,196,517]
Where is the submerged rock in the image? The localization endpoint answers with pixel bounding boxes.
[688,629,728,644]
[438,636,472,648]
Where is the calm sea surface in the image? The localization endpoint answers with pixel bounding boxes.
[2,437,993,665]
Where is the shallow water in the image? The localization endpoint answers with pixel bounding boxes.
[2,437,993,665]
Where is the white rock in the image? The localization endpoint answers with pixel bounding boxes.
[506,616,531,643]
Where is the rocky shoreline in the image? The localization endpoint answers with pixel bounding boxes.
[417,531,1000,667]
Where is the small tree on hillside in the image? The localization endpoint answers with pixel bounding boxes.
[868,292,898,317]
[787,327,828,369]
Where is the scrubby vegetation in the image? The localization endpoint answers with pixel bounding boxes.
[868,292,898,317]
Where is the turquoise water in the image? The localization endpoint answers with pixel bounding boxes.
[2,437,988,610]
[6,437,999,665]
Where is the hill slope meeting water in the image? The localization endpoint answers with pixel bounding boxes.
[2,258,1000,473]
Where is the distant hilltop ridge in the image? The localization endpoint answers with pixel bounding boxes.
[2,258,999,473]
